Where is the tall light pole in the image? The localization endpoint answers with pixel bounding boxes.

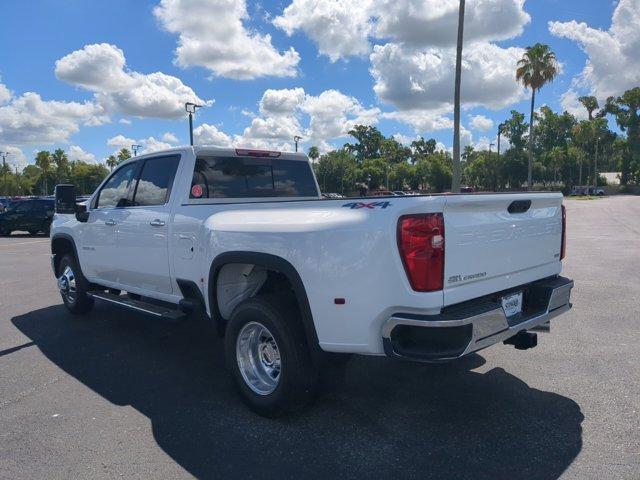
[293,135,302,152]
[451,0,466,193]
[0,152,10,196]
[497,122,505,159]
[185,102,203,146]
[131,144,142,156]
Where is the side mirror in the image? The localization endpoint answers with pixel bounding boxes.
[75,203,90,223]
[55,184,76,214]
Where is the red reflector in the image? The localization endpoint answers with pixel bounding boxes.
[235,148,281,158]
[397,213,445,292]
[560,205,566,260]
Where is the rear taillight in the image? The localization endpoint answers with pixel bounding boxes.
[397,213,445,292]
[560,205,566,260]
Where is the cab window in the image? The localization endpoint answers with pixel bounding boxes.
[13,202,34,213]
[190,156,318,199]
[131,156,180,206]
[96,162,137,208]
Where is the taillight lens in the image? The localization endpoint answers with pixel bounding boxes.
[560,205,566,260]
[397,213,445,292]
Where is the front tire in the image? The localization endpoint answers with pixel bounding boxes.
[225,294,318,417]
[57,254,94,315]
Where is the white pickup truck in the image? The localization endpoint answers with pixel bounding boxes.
[51,146,573,416]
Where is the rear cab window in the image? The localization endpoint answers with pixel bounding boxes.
[190,156,318,199]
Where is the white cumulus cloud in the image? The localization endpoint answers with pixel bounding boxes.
[549,0,640,100]
[193,124,234,147]
[370,42,526,113]
[274,0,530,61]
[55,43,211,119]
[154,0,300,80]
[559,90,588,120]
[0,89,106,146]
[470,114,494,132]
[68,145,97,163]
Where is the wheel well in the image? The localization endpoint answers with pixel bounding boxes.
[208,252,320,355]
[215,263,295,321]
[51,236,76,275]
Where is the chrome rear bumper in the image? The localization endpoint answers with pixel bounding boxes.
[382,276,574,362]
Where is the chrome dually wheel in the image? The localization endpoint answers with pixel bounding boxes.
[58,265,77,305]
[57,254,94,315]
[236,321,281,395]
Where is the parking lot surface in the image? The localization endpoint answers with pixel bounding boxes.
[0,196,638,479]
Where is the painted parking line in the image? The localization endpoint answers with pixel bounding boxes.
[0,240,48,247]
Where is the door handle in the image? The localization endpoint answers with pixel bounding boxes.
[150,219,166,227]
[104,219,117,226]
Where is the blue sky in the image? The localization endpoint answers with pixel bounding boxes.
[0,0,635,167]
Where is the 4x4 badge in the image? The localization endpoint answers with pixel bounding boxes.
[342,201,391,209]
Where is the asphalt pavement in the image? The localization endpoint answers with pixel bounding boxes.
[0,196,638,479]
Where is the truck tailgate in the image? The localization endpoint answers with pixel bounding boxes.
[443,193,563,306]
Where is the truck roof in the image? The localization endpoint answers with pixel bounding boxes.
[119,146,310,163]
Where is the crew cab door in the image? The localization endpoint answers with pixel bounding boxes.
[81,161,138,283]
[114,155,181,294]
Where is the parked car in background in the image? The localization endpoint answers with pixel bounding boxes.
[370,190,394,196]
[392,191,407,196]
[460,186,476,193]
[570,186,605,196]
[0,198,55,236]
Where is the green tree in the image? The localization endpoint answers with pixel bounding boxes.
[426,153,453,192]
[601,87,640,184]
[411,137,437,159]
[380,137,411,164]
[106,155,118,171]
[344,125,383,162]
[578,96,599,120]
[516,43,559,189]
[117,148,132,164]
[313,149,357,194]
[51,148,70,184]
[501,111,529,152]
[34,151,52,195]
[307,146,320,162]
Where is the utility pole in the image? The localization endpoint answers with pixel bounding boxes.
[185,102,204,146]
[14,165,20,194]
[293,135,302,152]
[594,136,599,192]
[497,122,504,159]
[451,0,466,193]
[489,142,495,191]
[0,152,10,196]
[131,144,142,156]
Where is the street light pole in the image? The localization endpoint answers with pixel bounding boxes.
[293,135,302,152]
[185,102,204,146]
[131,144,142,156]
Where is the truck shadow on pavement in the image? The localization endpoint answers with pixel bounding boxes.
[13,304,583,480]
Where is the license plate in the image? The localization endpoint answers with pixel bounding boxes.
[501,292,523,317]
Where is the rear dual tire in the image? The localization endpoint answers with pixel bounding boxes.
[225,294,348,417]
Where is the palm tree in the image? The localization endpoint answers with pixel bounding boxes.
[451,0,466,193]
[578,96,599,120]
[516,43,559,190]
[308,146,320,162]
[35,150,52,195]
[106,155,118,171]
